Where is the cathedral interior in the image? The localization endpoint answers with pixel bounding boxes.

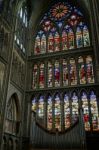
[0,0,99,150]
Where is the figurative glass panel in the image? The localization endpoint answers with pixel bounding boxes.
[70,58,77,85]
[48,33,54,52]
[32,65,38,89]
[90,91,99,131]
[62,30,68,50]
[78,56,86,84]
[48,62,53,87]
[41,34,46,54]
[68,28,74,49]
[34,35,40,54]
[63,59,68,86]
[54,60,60,87]
[76,27,83,48]
[32,97,36,112]
[54,94,61,131]
[81,92,90,131]
[86,56,94,83]
[39,63,45,88]
[83,25,90,47]
[64,94,70,128]
[47,95,52,130]
[54,32,60,52]
[71,92,78,124]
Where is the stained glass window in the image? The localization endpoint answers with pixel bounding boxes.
[48,32,54,53]
[37,95,44,123]
[32,64,38,89]
[90,91,99,131]
[64,94,70,128]
[78,56,86,84]
[39,63,45,88]
[63,59,68,86]
[54,94,61,131]
[50,2,71,21]
[54,60,60,87]
[81,92,90,131]
[41,34,46,54]
[83,25,90,47]
[76,27,83,48]
[62,30,68,50]
[47,95,52,130]
[68,28,74,49]
[71,92,78,124]
[47,62,53,87]
[34,35,40,54]
[54,32,60,52]
[70,58,77,85]
[86,56,94,84]
[32,97,36,112]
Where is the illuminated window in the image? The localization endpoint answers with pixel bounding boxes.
[78,56,86,84]
[63,59,68,86]
[39,63,45,88]
[90,91,99,131]
[64,94,70,128]
[81,92,90,131]
[71,92,78,124]
[32,65,38,89]
[70,58,77,85]
[32,97,37,112]
[86,56,94,84]
[54,60,60,87]
[54,94,61,131]
[47,95,53,130]
[47,62,53,87]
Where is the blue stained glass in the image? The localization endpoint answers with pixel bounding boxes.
[56,21,63,28]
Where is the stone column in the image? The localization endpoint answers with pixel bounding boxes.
[88,0,99,82]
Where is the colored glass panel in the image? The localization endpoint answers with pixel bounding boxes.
[71,92,78,124]
[86,56,94,83]
[90,91,99,131]
[34,35,40,54]
[70,59,77,85]
[64,94,70,128]
[54,94,61,131]
[81,92,90,131]
[42,20,52,31]
[47,95,52,130]
[62,30,68,50]
[32,65,38,89]
[54,61,60,87]
[48,62,53,87]
[63,59,68,86]
[48,33,54,52]
[38,96,44,121]
[83,25,90,47]
[76,27,83,48]
[54,32,60,52]
[50,2,70,21]
[68,28,74,49]
[78,56,86,84]
[32,97,36,112]
[41,34,46,54]
[39,63,45,88]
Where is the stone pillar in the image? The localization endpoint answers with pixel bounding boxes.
[88,0,99,82]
